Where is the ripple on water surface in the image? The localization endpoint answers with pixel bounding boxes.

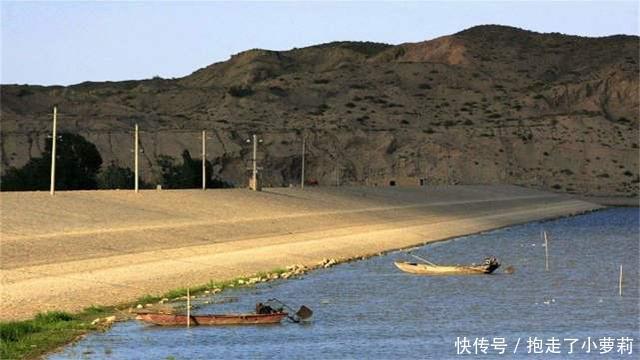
[51,208,639,359]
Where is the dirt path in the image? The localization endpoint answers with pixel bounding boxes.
[0,186,600,320]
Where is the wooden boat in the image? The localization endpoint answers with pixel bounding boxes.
[395,256,500,275]
[135,312,288,326]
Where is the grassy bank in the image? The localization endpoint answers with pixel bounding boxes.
[0,307,110,360]
[0,268,294,359]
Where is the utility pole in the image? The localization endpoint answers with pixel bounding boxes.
[245,134,262,191]
[252,134,258,187]
[49,106,57,196]
[134,123,139,193]
[301,135,306,189]
[202,130,206,190]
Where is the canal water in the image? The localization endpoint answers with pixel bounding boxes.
[51,208,639,359]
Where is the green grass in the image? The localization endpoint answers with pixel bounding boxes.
[0,309,110,360]
[0,267,293,359]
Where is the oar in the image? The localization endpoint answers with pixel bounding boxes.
[408,253,438,266]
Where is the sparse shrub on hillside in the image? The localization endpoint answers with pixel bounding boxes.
[356,115,370,124]
[345,102,356,108]
[463,119,474,125]
[1,133,102,191]
[17,88,33,97]
[313,79,330,84]
[268,86,287,97]
[418,83,432,90]
[519,133,533,141]
[309,104,330,116]
[533,94,544,99]
[227,85,254,97]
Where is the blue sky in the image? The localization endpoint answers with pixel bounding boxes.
[1,1,638,86]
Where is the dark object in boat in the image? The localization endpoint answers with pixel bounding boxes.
[395,256,501,275]
[256,302,281,314]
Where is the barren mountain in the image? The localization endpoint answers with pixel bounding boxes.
[1,25,638,196]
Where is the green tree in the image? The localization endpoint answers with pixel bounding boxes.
[157,150,232,189]
[97,162,135,189]
[1,133,102,191]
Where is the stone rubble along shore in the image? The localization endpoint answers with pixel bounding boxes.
[130,258,342,314]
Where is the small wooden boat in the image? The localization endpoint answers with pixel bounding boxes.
[135,312,288,326]
[395,256,500,275]
[135,299,313,326]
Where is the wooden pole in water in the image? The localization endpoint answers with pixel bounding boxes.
[186,287,190,328]
[544,231,549,272]
[619,265,623,297]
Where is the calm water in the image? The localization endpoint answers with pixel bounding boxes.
[51,208,639,359]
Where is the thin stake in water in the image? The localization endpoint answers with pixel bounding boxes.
[619,265,623,297]
[544,230,550,272]
[187,287,190,328]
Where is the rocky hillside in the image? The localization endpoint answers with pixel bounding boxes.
[1,25,638,196]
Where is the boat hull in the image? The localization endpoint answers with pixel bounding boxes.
[394,261,498,275]
[136,312,288,326]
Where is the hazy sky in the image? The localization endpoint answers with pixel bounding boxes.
[1,1,638,86]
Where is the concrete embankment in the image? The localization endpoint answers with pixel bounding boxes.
[0,185,601,320]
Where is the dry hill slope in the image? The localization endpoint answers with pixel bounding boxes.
[1,25,638,196]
